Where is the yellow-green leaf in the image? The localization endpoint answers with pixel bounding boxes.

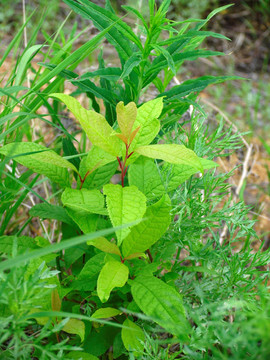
[122,195,171,257]
[66,352,98,360]
[51,93,120,156]
[0,142,75,187]
[62,318,85,342]
[116,101,137,139]
[130,97,163,150]
[79,145,116,179]
[103,184,146,246]
[135,144,203,172]
[97,260,129,303]
[92,307,122,319]
[51,289,61,312]
[121,318,145,354]
[87,237,121,256]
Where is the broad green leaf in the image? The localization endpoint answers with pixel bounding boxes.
[164,157,218,192]
[0,235,38,255]
[128,157,164,199]
[81,161,118,190]
[72,253,105,291]
[66,351,98,360]
[61,188,106,215]
[122,195,171,257]
[63,318,85,342]
[0,228,121,272]
[200,157,219,169]
[103,184,146,245]
[92,307,122,319]
[97,260,129,302]
[61,188,106,233]
[79,145,116,178]
[87,237,121,256]
[84,326,119,357]
[131,275,188,337]
[0,142,76,187]
[135,144,203,172]
[29,203,74,226]
[50,94,120,156]
[66,352,98,360]
[116,101,137,139]
[130,97,163,151]
[121,318,145,354]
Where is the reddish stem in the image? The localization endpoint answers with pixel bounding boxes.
[79,170,90,190]
[146,249,153,263]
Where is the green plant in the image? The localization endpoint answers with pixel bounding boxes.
[1,1,268,359]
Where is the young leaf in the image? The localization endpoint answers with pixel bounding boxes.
[121,318,145,354]
[130,97,163,150]
[50,94,120,156]
[135,144,203,172]
[79,146,116,179]
[0,142,76,187]
[62,319,85,342]
[92,307,122,319]
[122,195,171,257]
[116,101,137,140]
[131,275,189,337]
[87,237,121,256]
[103,184,147,246]
[97,260,129,302]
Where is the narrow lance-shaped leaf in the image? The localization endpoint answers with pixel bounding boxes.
[97,260,129,302]
[50,93,120,156]
[103,184,146,246]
